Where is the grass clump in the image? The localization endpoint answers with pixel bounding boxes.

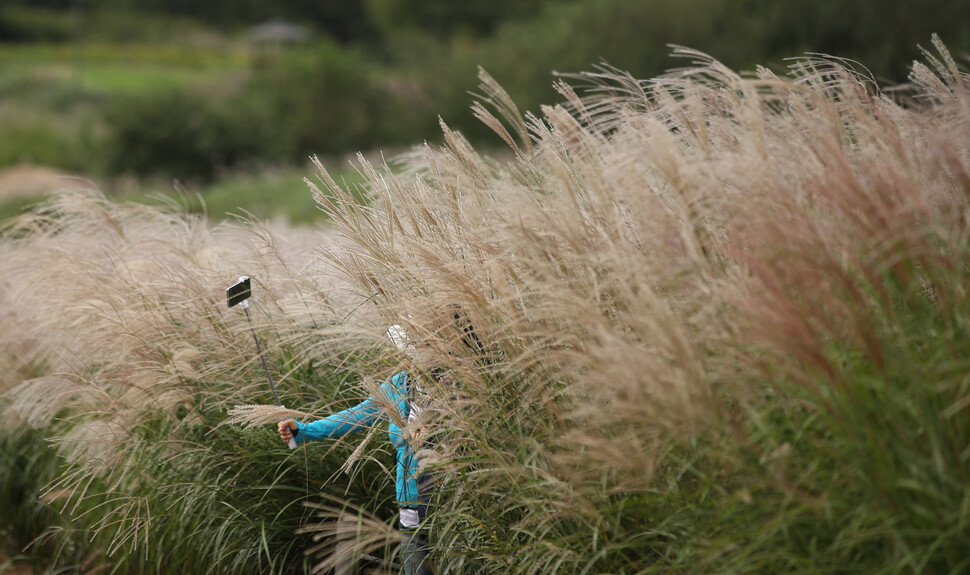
[304,38,970,573]
[0,192,396,573]
[1,37,970,573]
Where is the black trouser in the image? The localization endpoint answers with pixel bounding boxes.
[400,527,433,575]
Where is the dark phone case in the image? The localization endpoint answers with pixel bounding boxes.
[226,277,251,308]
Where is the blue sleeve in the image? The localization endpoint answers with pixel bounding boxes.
[294,373,408,442]
[294,397,381,441]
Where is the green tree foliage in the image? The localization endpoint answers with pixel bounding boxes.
[104,89,268,182]
[756,0,970,82]
[6,0,970,79]
[366,0,552,39]
[134,0,377,44]
[244,41,392,161]
[0,4,76,42]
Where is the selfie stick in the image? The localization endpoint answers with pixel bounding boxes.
[228,276,297,449]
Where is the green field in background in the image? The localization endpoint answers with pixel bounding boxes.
[0,42,248,96]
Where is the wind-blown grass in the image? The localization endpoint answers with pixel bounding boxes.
[0,191,396,572]
[305,38,970,573]
[2,37,970,573]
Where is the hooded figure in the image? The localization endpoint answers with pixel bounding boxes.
[278,324,433,574]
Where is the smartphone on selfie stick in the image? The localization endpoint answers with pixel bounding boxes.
[227,276,297,449]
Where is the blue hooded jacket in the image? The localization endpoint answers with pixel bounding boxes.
[293,371,423,510]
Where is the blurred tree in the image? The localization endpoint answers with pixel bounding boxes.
[243,40,387,160]
[366,0,553,39]
[1,0,75,8]
[756,0,970,82]
[104,90,268,181]
[31,0,380,44]
[0,0,78,42]
[281,0,378,44]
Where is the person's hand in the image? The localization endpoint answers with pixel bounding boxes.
[278,419,298,444]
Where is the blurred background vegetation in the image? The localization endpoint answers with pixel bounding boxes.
[1,0,968,223]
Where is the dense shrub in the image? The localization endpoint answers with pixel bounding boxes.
[104,89,268,182]
[245,41,425,161]
[0,115,97,172]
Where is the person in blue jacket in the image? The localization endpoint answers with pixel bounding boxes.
[278,324,434,575]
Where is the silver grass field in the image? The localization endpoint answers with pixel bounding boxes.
[2,38,970,573]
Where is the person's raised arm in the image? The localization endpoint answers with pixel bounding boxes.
[279,375,407,445]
